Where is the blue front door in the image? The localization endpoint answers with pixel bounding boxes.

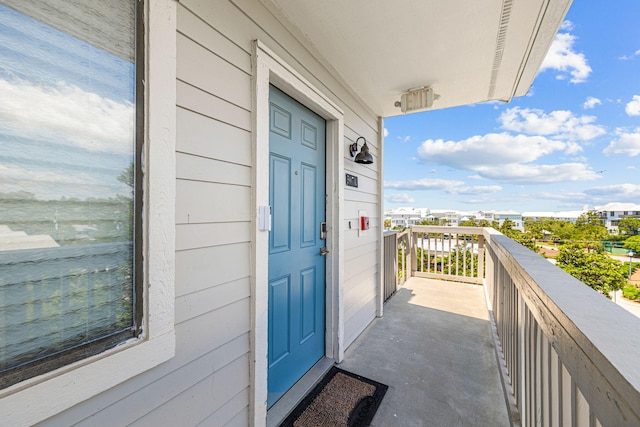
[268,85,326,407]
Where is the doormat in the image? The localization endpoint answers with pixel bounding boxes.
[279,367,388,427]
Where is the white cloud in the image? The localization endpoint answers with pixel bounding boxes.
[447,185,502,196]
[603,128,640,156]
[0,162,124,200]
[384,178,502,196]
[385,178,465,192]
[531,190,590,203]
[384,193,415,203]
[383,128,389,138]
[473,163,601,184]
[625,95,640,116]
[0,78,134,155]
[0,163,92,185]
[585,184,640,201]
[560,20,574,31]
[417,132,570,170]
[619,49,640,60]
[583,97,601,109]
[415,106,606,185]
[540,32,591,83]
[499,107,605,141]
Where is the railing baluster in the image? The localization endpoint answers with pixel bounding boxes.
[447,232,452,275]
[427,233,431,273]
[420,232,424,274]
[478,235,485,280]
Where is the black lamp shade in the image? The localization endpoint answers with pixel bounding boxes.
[354,141,374,164]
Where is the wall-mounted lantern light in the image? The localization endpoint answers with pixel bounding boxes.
[349,137,374,164]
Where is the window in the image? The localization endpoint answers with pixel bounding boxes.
[0,1,142,389]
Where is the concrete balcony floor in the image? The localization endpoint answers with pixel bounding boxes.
[338,277,511,427]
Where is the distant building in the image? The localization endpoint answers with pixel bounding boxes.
[521,210,587,224]
[480,210,524,232]
[429,209,471,227]
[385,207,429,228]
[595,202,640,234]
[385,203,640,234]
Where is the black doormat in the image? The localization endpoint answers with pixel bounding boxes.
[279,366,388,427]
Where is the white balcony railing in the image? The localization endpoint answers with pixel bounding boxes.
[385,226,640,426]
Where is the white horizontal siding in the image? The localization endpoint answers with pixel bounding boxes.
[177,107,251,166]
[176,180,251,224]
[176,277,250,324]
[177,80,251,131]
[176,222,250,251]
[176,243,251,297]
[39,0,382,424]
[344,295,378,346]
[130,355,250,426]
[177,33,251,110]
[177,152,251,186]
[75,345,250,426]
[178,5,251,72]
[198,388,251,426]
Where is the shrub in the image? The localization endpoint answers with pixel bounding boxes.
[622,284,640,301]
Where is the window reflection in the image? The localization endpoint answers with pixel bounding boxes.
[0,1,138,384]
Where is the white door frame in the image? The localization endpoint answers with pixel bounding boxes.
[250,40,345,426]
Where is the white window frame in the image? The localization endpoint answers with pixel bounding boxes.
[0,2,177,425]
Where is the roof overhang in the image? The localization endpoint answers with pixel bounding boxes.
[259,0,572,117]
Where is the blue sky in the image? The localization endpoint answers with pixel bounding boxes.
[0,5,135,201]
[384,1,640,213]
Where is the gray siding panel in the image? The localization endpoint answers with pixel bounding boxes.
[177,107,251,166]
[176,222,250,251]
[38,0,381,424]
[175,243,251,297]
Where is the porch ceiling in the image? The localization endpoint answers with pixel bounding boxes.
[260,0,571,117]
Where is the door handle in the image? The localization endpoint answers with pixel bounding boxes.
[320,246,329,256]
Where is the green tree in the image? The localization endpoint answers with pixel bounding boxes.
[418,218,439,225]
[619,217,640,236]
[497,219,538,252]
[623,235,640,253]
[556,245,627,298]
[442,245,479,277]
[384,219,392,229]
[575,211,603,227]
[498,219,516,235]
[525,218,575,242]
[573,212,607,251]
[117,163,134,188]
[477,219,492,227]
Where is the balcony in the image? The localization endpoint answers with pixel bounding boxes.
[343,226,640,426]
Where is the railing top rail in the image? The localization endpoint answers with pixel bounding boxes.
[395,229,410,239]
[410,225,487,235]
[488,232,640,423]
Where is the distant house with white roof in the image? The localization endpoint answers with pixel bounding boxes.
[385,207,429,228]
[429,209,476,227]
[595,202,640,234]
[522,210,586,224]
[480,210,524,232]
